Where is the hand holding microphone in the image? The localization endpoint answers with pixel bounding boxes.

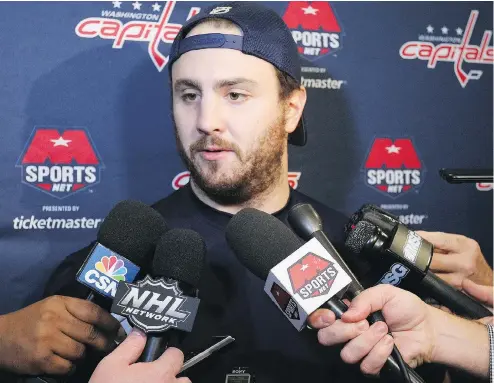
[309,284,491,380]
[110,228,203,365]
[89,328,191,383]
[346,219,492,319]
[226,207,423,383]
[415,230,493,289]
[0,296,123,376]
[0,200,168,377]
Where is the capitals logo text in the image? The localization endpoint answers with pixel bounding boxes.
[399,10,493,87]
[17,128,104,199]
[288,253,338,299]
[364,138,424,198]
[283,2,343,60]
[75,1,200,72]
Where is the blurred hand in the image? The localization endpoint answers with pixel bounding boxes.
[416,231,493,288]
[308,285,435,375]
[90,328,191,383]
[0,295,124,375]
[462,278,493,325]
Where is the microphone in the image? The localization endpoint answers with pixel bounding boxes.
[226,208,423,383]
[347,220,492,319]
[288,203,365,298]
[76,200,168,301]
[345,203,399,238]
[111,228,204,362]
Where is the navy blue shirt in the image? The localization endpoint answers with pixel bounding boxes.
[36,185,443,383]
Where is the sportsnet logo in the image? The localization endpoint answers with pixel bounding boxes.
[399,10,493,88]
[363,138,424,198]
[16,127,104,199]
[172,171,302,190]
[288,252,338,299]
[75,1,200,72]
[283,2,344,60]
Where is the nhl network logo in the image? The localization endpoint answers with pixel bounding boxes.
[112,276,200,333]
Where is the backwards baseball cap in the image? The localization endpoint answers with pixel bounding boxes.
[169,1,307,146]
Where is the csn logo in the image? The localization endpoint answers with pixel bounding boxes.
[287,252,338,299]
[363,138,425,199]
[76,244,140,299]
[16,127,104,199]
[283,1,344,60]
[172,171,302,190]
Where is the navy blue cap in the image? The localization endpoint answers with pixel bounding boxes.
[169,2,307,146]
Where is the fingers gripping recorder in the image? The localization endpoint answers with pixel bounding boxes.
[227,208,425,383]
[346,214,492,319]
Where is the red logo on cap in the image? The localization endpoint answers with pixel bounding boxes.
[283,2,343,60]
[363,138,424,198]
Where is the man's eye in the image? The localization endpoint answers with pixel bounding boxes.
[182,93,198,102]
[228,92,246,101]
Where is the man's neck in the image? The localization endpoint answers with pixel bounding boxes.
[190,172,290,215]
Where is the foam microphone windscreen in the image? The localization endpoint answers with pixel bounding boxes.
[97,200,168,264]
[345,220,376,254]
[152,229,206,288]
[225,208,303,280]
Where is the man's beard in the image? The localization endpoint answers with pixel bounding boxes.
[174,111,288,205]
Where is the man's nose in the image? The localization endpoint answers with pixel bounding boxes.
[196,95,226,135]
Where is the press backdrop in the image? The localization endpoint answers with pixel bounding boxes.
[0,1,492,314]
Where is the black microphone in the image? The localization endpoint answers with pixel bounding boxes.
[76,200,168,302]
[37,202,168,383]
[288,203,364,298]
[347,220,492,319]
[345,203,399,238]
[130,228,205,362]
[226,208,423,383]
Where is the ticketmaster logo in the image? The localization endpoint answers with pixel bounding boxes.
[13,215,103,230]
[301,76,345,89]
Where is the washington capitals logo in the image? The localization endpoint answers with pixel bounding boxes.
[283,1,344,60]
[16,127,104,199]
[399,10,493,87]
[288,252,338,299]
[75,1,201,72]
[363,138,424,198]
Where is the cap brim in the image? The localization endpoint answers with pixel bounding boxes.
[288,114,307,146]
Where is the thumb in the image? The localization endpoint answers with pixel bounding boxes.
[105,328,146,365]
[342,285,398,322]
[463,279,494,307]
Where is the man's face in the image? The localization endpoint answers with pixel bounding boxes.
[171,23,289,204]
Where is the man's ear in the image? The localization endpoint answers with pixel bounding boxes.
[284,86,307,134]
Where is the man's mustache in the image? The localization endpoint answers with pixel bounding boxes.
[190,136,241,157]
